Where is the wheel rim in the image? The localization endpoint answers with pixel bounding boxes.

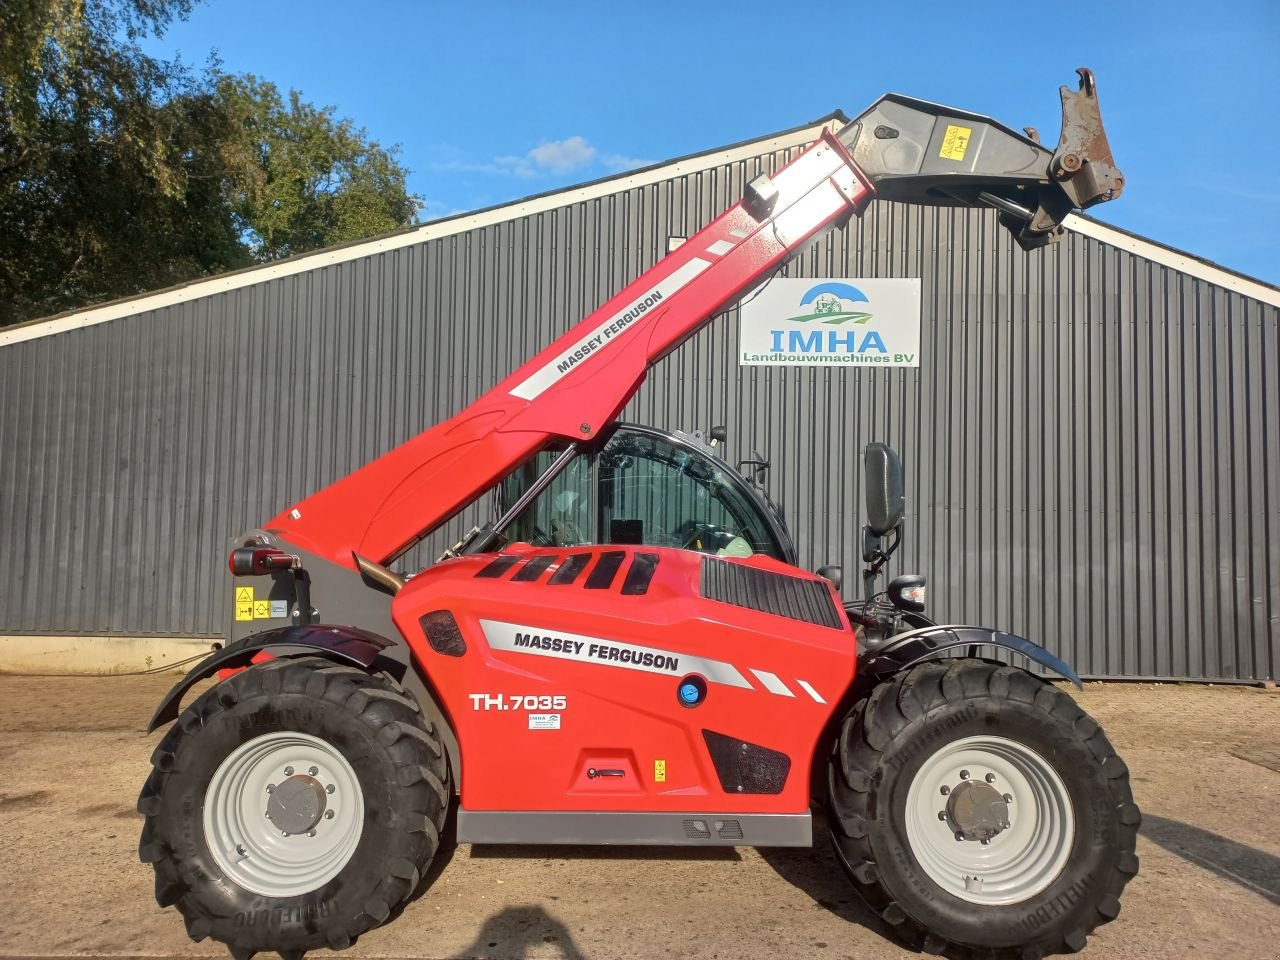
[904,734,1075,905]
[203,731,364,897]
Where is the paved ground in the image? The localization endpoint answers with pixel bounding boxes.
[1,676,1277,960]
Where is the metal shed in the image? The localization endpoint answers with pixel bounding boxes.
[1,115,1277,681]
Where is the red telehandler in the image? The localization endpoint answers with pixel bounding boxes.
[139,70,1138,959]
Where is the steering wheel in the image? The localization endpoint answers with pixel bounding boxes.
[670,520,717,551]
[678,521,706,550]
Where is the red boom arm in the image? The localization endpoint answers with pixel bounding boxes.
[267,131,873,567]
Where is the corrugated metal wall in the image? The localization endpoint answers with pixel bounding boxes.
[1,140,1276,681]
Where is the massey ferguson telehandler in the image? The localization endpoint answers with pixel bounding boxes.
[139,70,1139,959]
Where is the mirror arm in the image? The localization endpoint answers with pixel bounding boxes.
[862,521,904,603]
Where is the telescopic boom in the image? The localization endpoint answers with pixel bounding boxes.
[265,70,1122,570]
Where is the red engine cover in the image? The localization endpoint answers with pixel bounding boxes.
[391,545,855,814]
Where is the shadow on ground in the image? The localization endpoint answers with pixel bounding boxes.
[756,811,891,939]
[1141,813,1280,907]
[455,905,586,960]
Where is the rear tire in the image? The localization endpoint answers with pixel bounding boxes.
[138,657,450,956]
[827,659,1139,958]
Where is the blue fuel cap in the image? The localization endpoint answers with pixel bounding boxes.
[677,675,707,707]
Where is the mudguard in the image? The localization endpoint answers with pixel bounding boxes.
[856,624,1082,693]
[147,624,394,732]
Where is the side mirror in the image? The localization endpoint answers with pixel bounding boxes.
[864,443,904,537]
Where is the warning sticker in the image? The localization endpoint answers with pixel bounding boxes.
[253,600,270,619]
[270,599,288,619]
[654,759,667,783]
[939,124,972,161]
[235,586,254,622]
[528,713,561,730]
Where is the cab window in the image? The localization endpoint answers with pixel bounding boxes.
[500,446,592,547]
[499,430,784,560]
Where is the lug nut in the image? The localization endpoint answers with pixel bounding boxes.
[266,784,274,793]
[960,770,970,780]
[980,839,990,846]
[308,830,317,837]
[940,786,950,796]
[985,773,996,783]
[326,784,335,794]
[937,811,947,821]
[284,766,294,776]
[309,766,319,776]
[235,844,246,856]
[281,830,290,837]
[1003,793,1013,803]
[954,831,965,841]
[324,810,335,820]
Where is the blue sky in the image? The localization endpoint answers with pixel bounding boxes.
[145,0,1280,285]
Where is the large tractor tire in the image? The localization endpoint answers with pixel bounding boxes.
[138,656,451,957]
[828,659,1139,959]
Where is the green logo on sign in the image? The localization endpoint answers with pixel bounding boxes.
[784,283,872,325]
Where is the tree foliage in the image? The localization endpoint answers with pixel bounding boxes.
[0,0,420,326]
[217,75,420,261]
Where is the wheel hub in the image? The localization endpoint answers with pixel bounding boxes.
[266,774,328,835]
[945,778,1010,842]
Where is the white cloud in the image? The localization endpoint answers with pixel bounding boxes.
[428,137,644,181]
[430,136,609,179]
[528,136,597,173]
[602,153,653,173]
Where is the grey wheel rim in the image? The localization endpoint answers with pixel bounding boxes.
[904,735,1075,905]
[203,731,364,897]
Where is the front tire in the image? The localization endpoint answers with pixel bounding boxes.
[828,659,1139,958]
[138,657,451,956]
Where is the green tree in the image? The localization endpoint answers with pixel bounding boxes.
[0,0,421,327]
[218,75,420,262]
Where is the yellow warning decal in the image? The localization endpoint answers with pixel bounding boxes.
[939,124,972,161]
[253,600,271,619]
[235,586,254,622]
[654,759,667,783]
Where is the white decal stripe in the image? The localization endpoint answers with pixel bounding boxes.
[509,256,712,400]
[796,679,826,704]
[750,669,795,698]
[729,228,750,238]
[705,239,735,256]
[479,619,752,689]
